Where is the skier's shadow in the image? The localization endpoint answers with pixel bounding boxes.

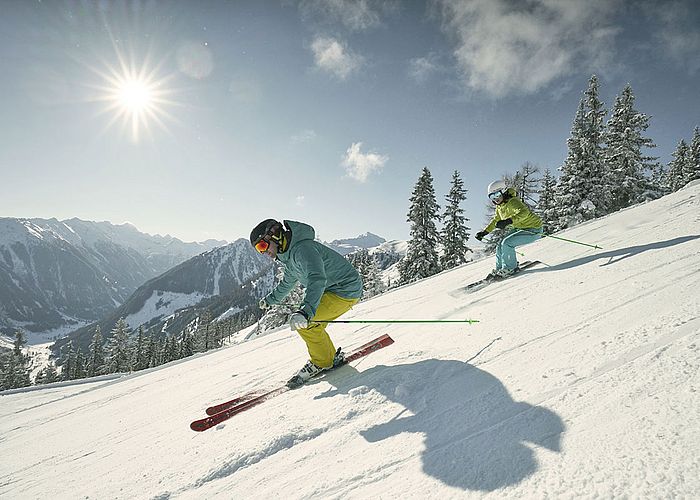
[533,235,699,271]
[317,359,565,492]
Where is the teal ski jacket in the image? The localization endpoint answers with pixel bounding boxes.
[265,220,363,318]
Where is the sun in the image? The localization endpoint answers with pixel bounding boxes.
[91,55,178,143]
[117,79,154,113]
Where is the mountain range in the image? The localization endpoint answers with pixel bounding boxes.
[0,217,224,336]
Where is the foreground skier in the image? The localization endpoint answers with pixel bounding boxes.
[250,219,363,388]
[475,180,543,278]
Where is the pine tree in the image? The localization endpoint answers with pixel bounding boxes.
[87,326,105,377]
[0,331,31,390]
[60,340,75,381]
[179,330,196,358]
[163,335,178,363]
[440,170,472,270]
[686,126,700,183]
[350,249,385,299]
[35,363,60,385]
[73,349,87,379]
[604,84,658,211]
[537,169,559,234]
[106,318,131,373]
[507,162,540,207]
[147,333,163,368]
[398,167,441,284]
[132,326,150,371]
[556,75,609,227]
[667,139,690,191]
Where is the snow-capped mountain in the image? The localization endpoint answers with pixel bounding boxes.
[55,239,275,353]
[3,182,698,498]
[325,232,386,255]
[0,217,225,336]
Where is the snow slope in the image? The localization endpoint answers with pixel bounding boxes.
[1,183,699,499]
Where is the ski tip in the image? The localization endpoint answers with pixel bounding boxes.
[190,420,209,432]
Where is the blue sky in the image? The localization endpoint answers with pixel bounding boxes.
[1,0,698,243]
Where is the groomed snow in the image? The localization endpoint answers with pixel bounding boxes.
[1,183,699,498]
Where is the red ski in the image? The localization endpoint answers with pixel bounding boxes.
[190,334,394,432]
[206,391,265,415]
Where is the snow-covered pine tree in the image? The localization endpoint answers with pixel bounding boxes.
[162,334,178,363]
[196,309,214,352]
[132,326,150,371]
[106,318,132,373]
[537,169,559,234]
[604,84,658,211]
[73,349,87,379]
[87,326,105,377]
[60,340,75,381]
[556,75,609,227]
[649,162,670,196]
[506,162,540,207]
[35,363,59,385]
[356,250,385,298]
[398,167,441,284]
[440,170,472,270]
[667,139,690,192]
[179,330,196,358]
[0,331,31,390]
[147,333,163,368]
[686,126,700,184]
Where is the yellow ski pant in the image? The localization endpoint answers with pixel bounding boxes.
[297,292,359,369]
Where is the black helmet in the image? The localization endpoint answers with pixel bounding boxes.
[250,219,283,247]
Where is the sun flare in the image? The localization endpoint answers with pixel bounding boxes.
[91,56,177,143]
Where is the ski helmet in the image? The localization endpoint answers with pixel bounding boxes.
[487,180,507,196]
[250,219,282,247]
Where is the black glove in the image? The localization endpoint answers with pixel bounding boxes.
[475,230,488,241]
[495,218,513,229]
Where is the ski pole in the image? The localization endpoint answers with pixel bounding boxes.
[312,319,479,325]
[521,229,602,249]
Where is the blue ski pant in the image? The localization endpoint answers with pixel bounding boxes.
[496,227,543,271]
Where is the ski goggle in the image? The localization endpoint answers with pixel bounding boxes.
[488,190,504,201]
[254,238,270,253]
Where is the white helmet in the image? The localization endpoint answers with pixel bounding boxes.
[487,180,507,196]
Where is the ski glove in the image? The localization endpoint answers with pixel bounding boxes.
[475,231,489,241]
[259,298,271,311]
[289,311,309,331]
[495,218,513,229]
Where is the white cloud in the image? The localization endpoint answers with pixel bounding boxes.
[341,142,388,182]
[435,0,621,97]
[409,54,441,84]
[311,36,363,79]
[296,195,306,206]
[290,129,318,144]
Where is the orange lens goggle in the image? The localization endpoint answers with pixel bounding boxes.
[255,239,270,253]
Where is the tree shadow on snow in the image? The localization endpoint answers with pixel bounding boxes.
[317,359,565,492]
[532,235,700,272]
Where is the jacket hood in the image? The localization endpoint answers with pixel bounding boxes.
[284,220,315,249]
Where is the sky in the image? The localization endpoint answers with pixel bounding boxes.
[2,182,699,498]
[1,0,699,243]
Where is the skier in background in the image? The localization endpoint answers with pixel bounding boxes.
[250,219,363,388]
[474,180,543,278]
